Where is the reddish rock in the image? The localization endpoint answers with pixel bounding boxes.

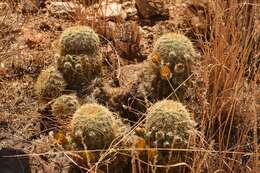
[135,0,169,19]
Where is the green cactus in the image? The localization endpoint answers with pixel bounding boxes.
[51,94,80,128]
[145,33,199,100]
[153,32,197,64]
[70,103,127,150]
[144,100,195,170]
[57,53,102,89]
[145,99,195,148]
[59,26,100,56]
[35,66,66,100]
[66,103,130,172]
[151,33,197,84]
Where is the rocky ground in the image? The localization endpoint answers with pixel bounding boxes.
[0,0,259,173]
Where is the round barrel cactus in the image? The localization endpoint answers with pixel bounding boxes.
[35,66,66,100]
[151,33,197,84]
[145,99,195,148]
[148,32,199,98]
[67,103,130,172]
[70,103,127,150]
[59,26,100,56]
[145,100,196,171]
[153,32,197,64]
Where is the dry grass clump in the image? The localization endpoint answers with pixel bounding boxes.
[192,0,259,172]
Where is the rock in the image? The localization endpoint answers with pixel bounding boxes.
[0,63,7,78]
[166,0,210,38]
[47,2,83,19]
[21,0,39,14]
[77,0,100,6]
[112,21,142,60]
[97,2,127,21]
[122,1,138,20]
[22,28,49,49]
[101,61,158,122]
[139,27,154,58]
[186,0,208,10]
[89,1,137,21]
[0,3,8,12]
[135,0,169,19]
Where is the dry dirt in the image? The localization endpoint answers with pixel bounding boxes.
[0,0,259,173]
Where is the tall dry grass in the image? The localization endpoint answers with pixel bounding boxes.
[193,0,259,172]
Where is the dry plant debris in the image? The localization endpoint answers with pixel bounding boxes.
[0,0,259,173]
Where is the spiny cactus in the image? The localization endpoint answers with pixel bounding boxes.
[59,26,100,56]
[144,100,195,170]
[51,94,80,128]
[153,32,197,64]
[145,99,195,148]
[66,103,130,172]
[151,33,197,83]
[57,53,102,89]
[70,103,128,150]
[35,66,66,99]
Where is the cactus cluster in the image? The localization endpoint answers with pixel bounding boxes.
[35,66,66,100]
[34,27,199,172]
[57,26,102,89]
[100,33,198,121]
[59,26,100,56]
[35,25,102,96]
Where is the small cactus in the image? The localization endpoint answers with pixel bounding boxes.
[153,32,197,64]
[59,26,100,56]
[145,99,195,148]
[51,94,80,128]
[144,100,195,170]
[35,66,66,99]
[66,103,130,172]
[38,94,79,133]
[57,54,102,89]
[151,33,197,84]
[70,103,127,150]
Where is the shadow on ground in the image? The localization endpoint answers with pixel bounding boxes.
[0,148,31,173]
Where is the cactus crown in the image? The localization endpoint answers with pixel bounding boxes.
[153,32,196,64]
[150,33,198,86]
[148,99,190,117]
[70,103,125,150]
[59,26,100,56]
[145,100,195,148]
[143,100,196,172]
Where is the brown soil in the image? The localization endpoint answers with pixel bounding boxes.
[0,0,259,173]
